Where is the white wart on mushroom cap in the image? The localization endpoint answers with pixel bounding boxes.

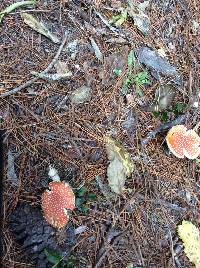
[166,125,200,159]
[41,181,75,228]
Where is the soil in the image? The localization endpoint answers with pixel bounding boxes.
[1,0,200,268]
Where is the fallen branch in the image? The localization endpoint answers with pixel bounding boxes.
[0,77,38,98]
[0,31,69,98]
[31,71,72,81]
[141,114,187,146]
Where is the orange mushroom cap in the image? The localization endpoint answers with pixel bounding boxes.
[183,129,200,159]
[166,125,186,158]
[166,125,200,159]
[41,181,75,228]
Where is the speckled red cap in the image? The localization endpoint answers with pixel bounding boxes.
[166,125,200,159]
[41,181,75,228]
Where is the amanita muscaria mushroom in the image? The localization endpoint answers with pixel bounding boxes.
[41,181,75,228]
[166,124,200,159]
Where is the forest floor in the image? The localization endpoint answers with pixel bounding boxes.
[1,0,200,267]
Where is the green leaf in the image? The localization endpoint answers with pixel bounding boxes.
[113,68,122,76]
[44,248,61,265]
[80,205,89,213]
[194,158,200,163]
[173,102,187,115]
[77,186,87,197]
[63,255,77,268]
[135,85,143,97]
[132,71,150,86]
[160,111,169,122]
[122,78,131,87]
[87,192,97,200]
[152,111,169,123]
[152,111,160,118]
[110,10,127,26]
[0,0,36,23]
[128,50,135,67]
[120,84,129,95]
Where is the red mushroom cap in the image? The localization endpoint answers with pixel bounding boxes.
[41,181,75,228]
[166,125,186,158]
[166,125,200,159]
[183,129,200,159]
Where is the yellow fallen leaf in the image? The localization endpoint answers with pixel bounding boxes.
[105,137,134,194]
[178,220,200,268]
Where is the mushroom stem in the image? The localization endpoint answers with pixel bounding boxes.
[48,165,60,182]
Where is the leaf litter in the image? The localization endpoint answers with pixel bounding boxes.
[21,13,60,44]
[0,0,36,23]
[2,0,199,267]
[135,47,182,85]
[105,137,134,194]
[89,37,103,62]
[145,84,176,112]
[109,0,150,35]
[7,149,18,186]
[127,0,150,35]
[70,85,92,104]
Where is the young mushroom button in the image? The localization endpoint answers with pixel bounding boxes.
[41,181,75,228]
[166,125,200,159]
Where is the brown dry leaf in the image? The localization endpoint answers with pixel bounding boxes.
[54,61,69,75]
[70,85,92,104]
[127,0,150,35]
[105,137,134,194]
[146,84,176,112]
[99,47,128,86]
[89,37,103,62]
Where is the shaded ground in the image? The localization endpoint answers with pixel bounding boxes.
[1,0,200,267]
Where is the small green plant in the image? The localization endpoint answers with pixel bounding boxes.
[109,10,128,26]
[152,102,187,123]
[131,71,151,96]
[113,68,122,76]
[173,102,187,115]
[120,50,151,96]
[75,186,97,214]
[153,111,169,123]
[44,248,77,268]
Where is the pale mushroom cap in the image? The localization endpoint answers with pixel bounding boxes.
[166,125,187,158]
[41,181,75,228]
[166,125,200,159]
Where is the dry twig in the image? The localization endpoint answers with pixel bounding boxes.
[0,31,69,98]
